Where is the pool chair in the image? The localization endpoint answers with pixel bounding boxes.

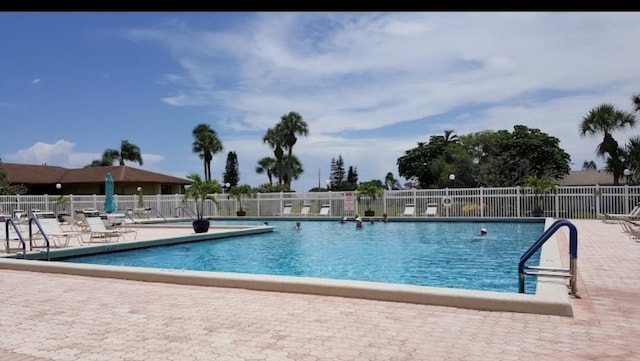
[276,203,293,216]
[598,204,640,223]
[300,204,312,216]
[34,217,84,248]
[401,204,416,216]
[423,203,438,217]
[319,204,331,216]
[85,216,123,243]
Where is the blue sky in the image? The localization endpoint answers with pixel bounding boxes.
[2,12,640,192]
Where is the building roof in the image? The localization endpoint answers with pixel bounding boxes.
[556,170,625,186]
[0,163,190,185]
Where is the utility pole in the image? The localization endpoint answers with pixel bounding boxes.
[318,167,321,188]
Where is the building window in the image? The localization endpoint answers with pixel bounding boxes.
[160,184,171,194]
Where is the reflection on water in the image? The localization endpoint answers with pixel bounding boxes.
[64,220,543,293]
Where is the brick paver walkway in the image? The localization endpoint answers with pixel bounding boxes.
[0,219,638,360]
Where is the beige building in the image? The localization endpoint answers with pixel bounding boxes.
[556,170,628,186]
[0,163,191,195]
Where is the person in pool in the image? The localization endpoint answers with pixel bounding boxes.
[478,228,487,236]
[294,221,301,230]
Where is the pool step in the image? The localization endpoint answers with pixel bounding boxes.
[524,266,571,278]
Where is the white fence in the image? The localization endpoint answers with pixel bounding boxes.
[1,185,639,220]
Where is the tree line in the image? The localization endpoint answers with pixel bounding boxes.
[78,91,640,192]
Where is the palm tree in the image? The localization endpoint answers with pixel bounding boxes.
[192,123,224,181]
[605,147,625,185]
[119,140,143,166]
[384,172,402,190]
[278,111,309,156]
[443,129,459,144]
[263,126,286,184]
[579,104,636,185]
[255,157,277,185]
[633,93,640,113]
[85,148,119,167]
[276,154,304,191]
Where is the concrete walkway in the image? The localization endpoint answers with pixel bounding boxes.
[0,219,639,360]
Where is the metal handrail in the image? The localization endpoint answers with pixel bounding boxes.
[175,206,196,220]
[147,207,168,223]
[28,217,50,261]
[518,219,578,295]
[4,219,27,258]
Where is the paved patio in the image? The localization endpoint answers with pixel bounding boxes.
[0,219,639,360]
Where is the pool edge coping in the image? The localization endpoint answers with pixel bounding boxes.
[0,219,573,317]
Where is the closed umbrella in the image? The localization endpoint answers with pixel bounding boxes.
[103,173,117,214]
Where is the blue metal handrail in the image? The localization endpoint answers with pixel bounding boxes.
[28,217,51,261]
[5,219,27,258]
[175,206,196,220]
[518,219,578,294]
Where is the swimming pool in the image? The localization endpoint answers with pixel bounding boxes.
[62,220,543,294]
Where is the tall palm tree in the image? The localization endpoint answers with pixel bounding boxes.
[276,154,304,190]
[263,126,286,185]
[255,157,277,185]
[119,140,143,166]
[278,111,309,156]
[192,123,223,181]
[579,103,636,185]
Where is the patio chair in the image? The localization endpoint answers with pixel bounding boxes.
[423,203,438,217]
[401,204,416,216]
[85,216,123,243]
[276,203,293,216]
[34,217,84,248]
[300,204,312,216]
[319,204,331,216]
[598,204,640,223]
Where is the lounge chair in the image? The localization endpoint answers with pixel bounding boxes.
[319,204,331,216]
[85,216,123,243]
[423,203,438,217]
[300,204,311,216]
[276,203,293,216]
[401,204,415,216]
[599,204,640,223]
[619,220,640,242]
[34,217,84,247]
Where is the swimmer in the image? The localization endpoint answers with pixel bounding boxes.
[294,221,301,230]
[479,228,487,236]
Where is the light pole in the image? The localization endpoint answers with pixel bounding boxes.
[224,182,231,194]
[326,179,331,191]
[448,173,456,185]
[56,182,62,195]
[136,186,144,208]
[624,169,633,185]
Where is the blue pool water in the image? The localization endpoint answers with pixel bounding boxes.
[63,220,543,293]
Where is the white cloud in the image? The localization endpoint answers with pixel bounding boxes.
[5,140,165,170]
[8,140,74,165]
[31,78,40,84]
[119,12,640,190]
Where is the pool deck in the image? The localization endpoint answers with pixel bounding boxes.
[0,219,639,360]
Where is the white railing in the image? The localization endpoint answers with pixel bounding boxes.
[1,185,639,219]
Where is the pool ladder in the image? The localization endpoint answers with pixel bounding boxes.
[518,219,578,296]
[4,217,51,261]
